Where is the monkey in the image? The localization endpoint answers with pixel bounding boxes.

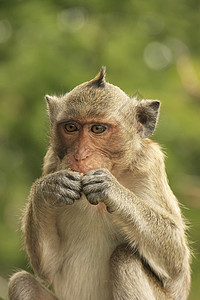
[8,67,191,300]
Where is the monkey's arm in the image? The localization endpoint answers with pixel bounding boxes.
[23,170,82,283]
[82,168,190,295]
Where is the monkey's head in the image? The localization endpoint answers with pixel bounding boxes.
[46,67,160,175]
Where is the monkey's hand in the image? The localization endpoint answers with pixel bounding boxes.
[82,168,120,211]
[34,170,82,206]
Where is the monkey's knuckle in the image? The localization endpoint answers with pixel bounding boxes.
[56,170,65,176]
[85,169,97,176]
[101,167,109,173]
[74,183,82,192]
[66,171,82,181]
[82,178,92,188]
[88,195,99,205]
[82,186,89,195]
[74,193,82,200]
[99,168,111,176]
[83,184,97,195]
[62,198,74,205]
[66,189,80,200]
[57,191,74,204]
[63,179,80,191]
[100,181,110,192]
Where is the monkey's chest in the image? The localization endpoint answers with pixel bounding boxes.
[53,198,121,300]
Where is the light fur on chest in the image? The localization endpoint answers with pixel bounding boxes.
[52,196,121,300]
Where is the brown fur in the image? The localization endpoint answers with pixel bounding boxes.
[8,68,191,300]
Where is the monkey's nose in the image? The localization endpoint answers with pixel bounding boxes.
[74,151,90,161]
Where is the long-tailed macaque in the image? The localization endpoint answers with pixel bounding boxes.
[8,67,191,300]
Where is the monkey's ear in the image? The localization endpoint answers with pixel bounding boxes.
[88,66,106,87]
[45,95,59,119]
[136,100,160,138]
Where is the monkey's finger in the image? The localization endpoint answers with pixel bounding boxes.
[59,196,74,205]
[82,182,104,195]
[64,171,82,181]
[58,174,82,191]
[82,172,112,185]
[84,168,110,177]
[61,179,82,192]
[56,170,82,182]
[61,188,81,201]
[54,191,80,205]
[82,177,104,187]
[42,190,75,206]
[85,193,100,205]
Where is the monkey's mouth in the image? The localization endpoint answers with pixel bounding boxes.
[67,161,100,174]
[68,168,84,176]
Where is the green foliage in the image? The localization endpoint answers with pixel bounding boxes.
[0,0,200,299]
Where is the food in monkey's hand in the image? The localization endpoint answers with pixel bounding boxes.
[68,168,84,176]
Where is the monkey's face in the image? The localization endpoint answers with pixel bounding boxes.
[55,117,125,174]
[46,67,160,175]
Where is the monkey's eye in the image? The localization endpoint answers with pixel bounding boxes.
[91,124,107,134]
[64,123,78,133]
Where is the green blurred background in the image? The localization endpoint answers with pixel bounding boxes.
[0,0,200,299]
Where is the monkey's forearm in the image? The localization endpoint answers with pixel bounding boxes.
[109,185,189,280]
[23,197,62,283]
[82,169,188,281]
[23,170,82,282]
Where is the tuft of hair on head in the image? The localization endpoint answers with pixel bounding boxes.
[88,66,106,87]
